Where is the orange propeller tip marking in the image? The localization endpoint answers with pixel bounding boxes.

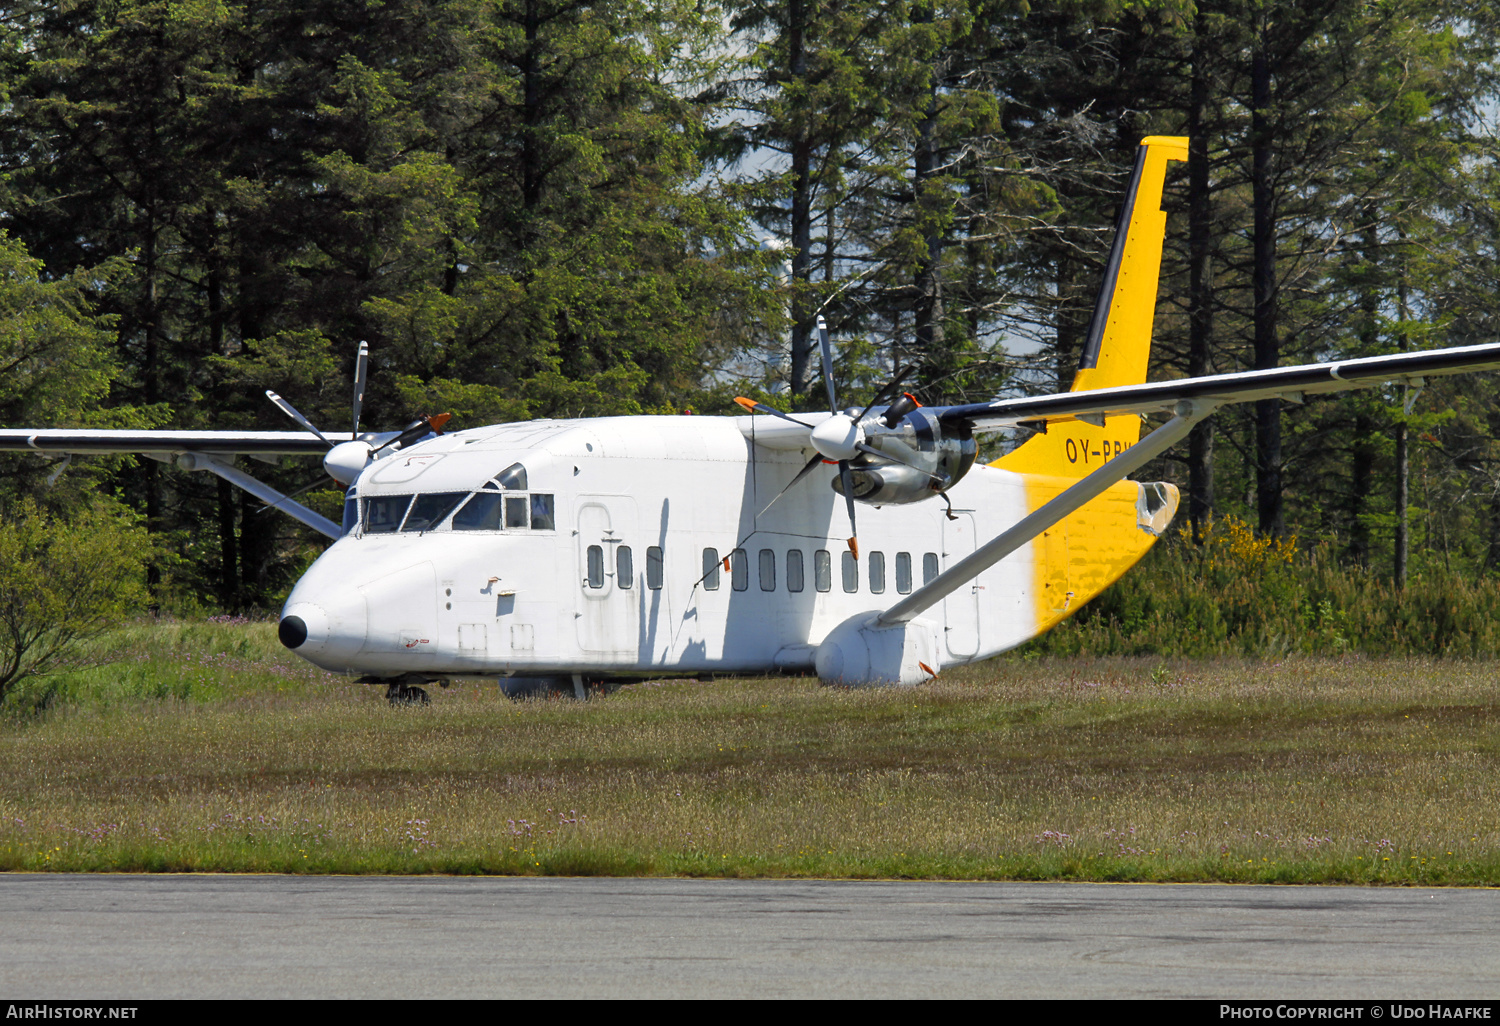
[847,537,859,559]
[903,392,922,407]
[722,556,731,573]
[429,412,453,433]
[733,396,758,411]
[918,662,938,680]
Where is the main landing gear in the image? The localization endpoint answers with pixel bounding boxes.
[386,681,429,706]
[360,673,436,706]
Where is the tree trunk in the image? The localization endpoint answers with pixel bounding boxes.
[1251,19,1283,537]
[785,0,816,402]
[912,5,944,373]
[1395,247,1410,586]
[1186,20,1215,543]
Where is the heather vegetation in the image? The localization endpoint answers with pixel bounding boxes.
[1,619,1496,882]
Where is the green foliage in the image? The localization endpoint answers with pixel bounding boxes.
[1027,516,1500,658]
[0,499,152,708]
[0,0,1498,616]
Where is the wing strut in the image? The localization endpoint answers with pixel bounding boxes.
[876,399,1215,627]
[175,452,341,539]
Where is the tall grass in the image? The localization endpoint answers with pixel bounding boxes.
[2,616,347,714]
[1025,516,1500,658]
[1,617,1498,883]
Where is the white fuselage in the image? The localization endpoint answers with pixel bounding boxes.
[281,415,1039,679]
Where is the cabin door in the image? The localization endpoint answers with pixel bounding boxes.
[575,496,639,658]
[942,511,981,657]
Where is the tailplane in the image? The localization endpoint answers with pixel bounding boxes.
[994,135,1188,477]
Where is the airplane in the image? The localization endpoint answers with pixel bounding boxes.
[3,134,1499,704]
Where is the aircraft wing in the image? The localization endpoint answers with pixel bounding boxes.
[877,340,1500,628]
[0,428,341,539]
[939,342,1500,432]
[0,429,328,456]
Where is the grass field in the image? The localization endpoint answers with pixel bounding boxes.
[1,619,1497,882]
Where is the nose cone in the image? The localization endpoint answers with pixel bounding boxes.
[278,614,308,649]
[280,597,367,671]
[810,413,863,462]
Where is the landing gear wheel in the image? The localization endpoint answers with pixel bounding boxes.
[385,682,431,706]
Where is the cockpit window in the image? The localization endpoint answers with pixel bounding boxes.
[341,491,359,536]
[401,491,468,532]
[363,495,412,534]
[496,463,528,490]
[427,482,554,534]
[453,492,502,531]
[529,493,555,530]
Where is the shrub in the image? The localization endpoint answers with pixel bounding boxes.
[0,499,151,706]
[1025,515,1500,659]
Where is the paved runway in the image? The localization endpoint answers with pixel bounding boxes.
[1,875,1496,999]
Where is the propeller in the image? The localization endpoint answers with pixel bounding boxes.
[372,413,452,455]
[266,391,332,447]
[351,340,368,440]
[735,318,934,556]
[263,342,451,487]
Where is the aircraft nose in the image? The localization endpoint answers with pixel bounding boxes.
[279,598,366,669]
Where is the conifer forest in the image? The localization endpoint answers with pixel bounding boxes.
[2,0,1500,631]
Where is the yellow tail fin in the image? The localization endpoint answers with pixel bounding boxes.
[994,136,1188,477]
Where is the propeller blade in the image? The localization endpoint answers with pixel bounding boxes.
[255,476,335,514]
[266,390,332,448]
[756,451,825,518]
[817,315,838,414]
[352,340,369,439]
[733,397,816,429]
[838,459,858,557]
[855,365,917,424]
[371,413,452,455]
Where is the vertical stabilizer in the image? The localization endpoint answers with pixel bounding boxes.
[994,136,1187,477]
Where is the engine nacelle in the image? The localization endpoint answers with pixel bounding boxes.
[831,408,976,505]
[814,611,943,687]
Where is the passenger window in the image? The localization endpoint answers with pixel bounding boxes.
[496,463,528,490]
[758,549,775,591]
[341,491,359,536]
[529,494,555,530]
[587,545,604,588]
[647,546,663,590]
[454,492,502,531]
[363,495,411,534]
[869,551,886,594]
[504,496,528,529]
[786,549,804,593]
[814,550,831,593]
[896,552,912,594]
[702,548,721,590]
[617,545,633,589]
[401,491,467,532]
[842,550,858,593]
[731,548,748,591]
[923,552,939,585]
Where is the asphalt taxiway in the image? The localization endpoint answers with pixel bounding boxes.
[2,876,1496,999]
